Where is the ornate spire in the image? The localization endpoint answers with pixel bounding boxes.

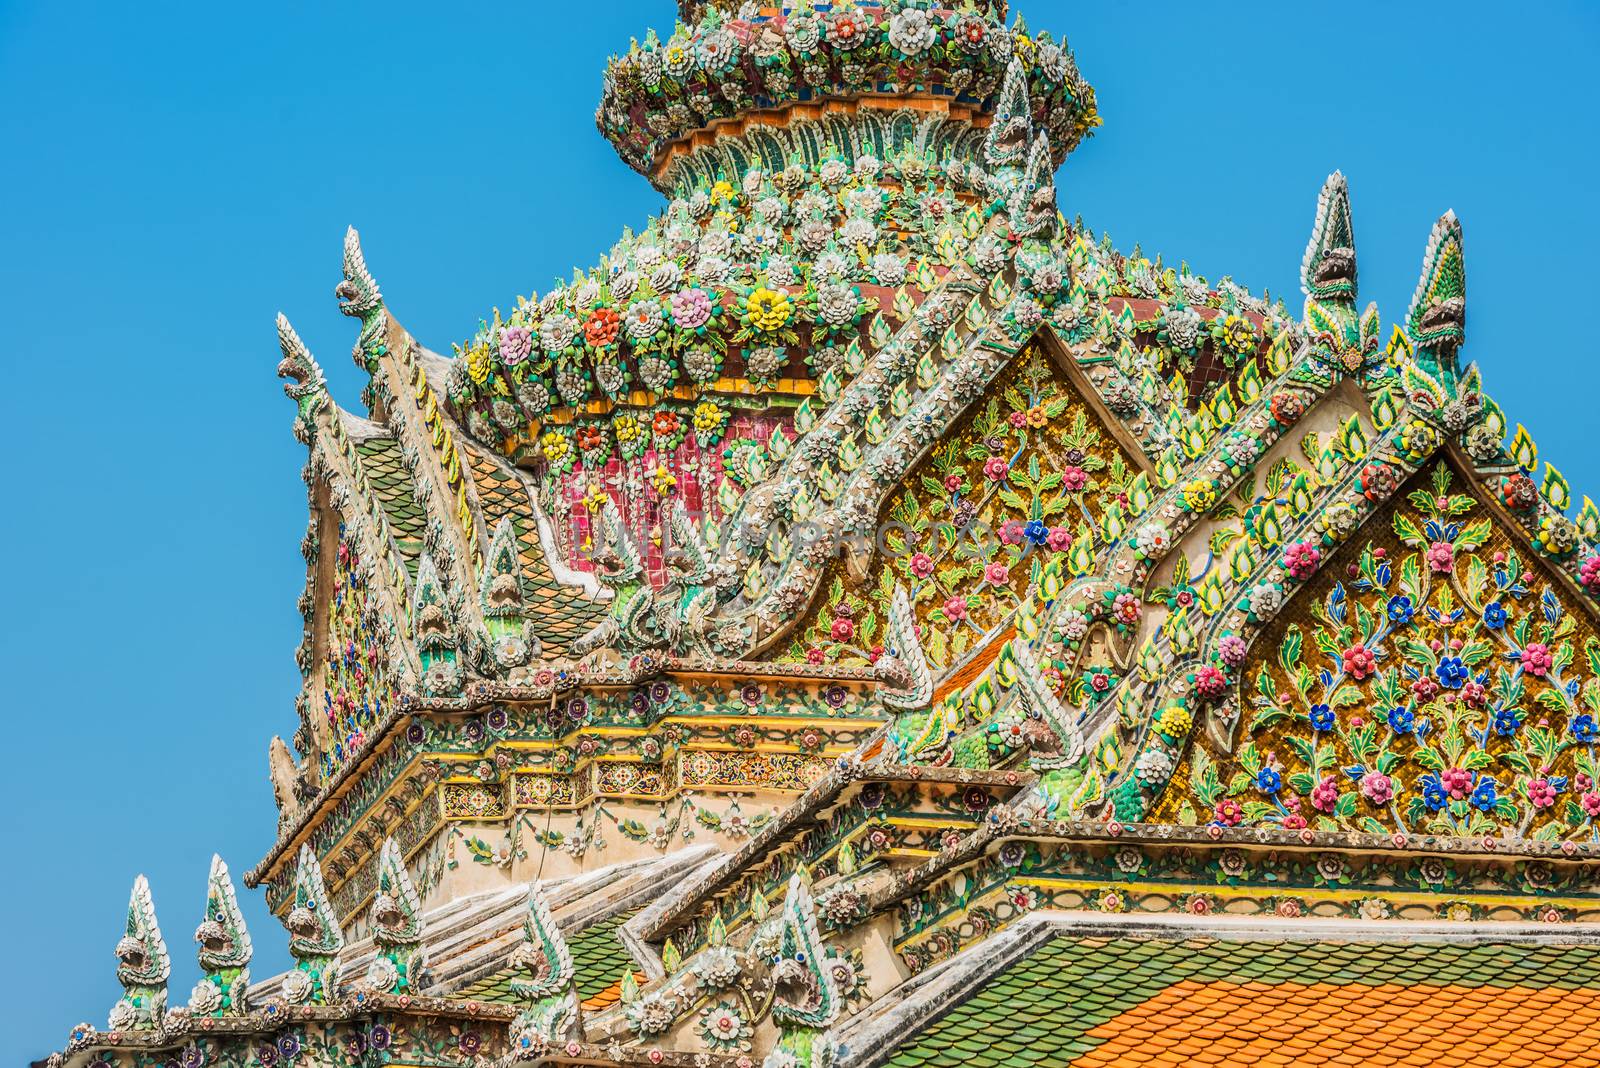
[599,4,1095,186]
[282,844,344,1005]
[109,876,170,1032]
[1407,210,1466,381]
[361,837,428,994]
[506,881,579,1057]
[1301,171,1357,303]
[189,855,253,1017]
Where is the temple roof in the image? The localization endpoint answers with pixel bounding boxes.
[874,922,1600,1067]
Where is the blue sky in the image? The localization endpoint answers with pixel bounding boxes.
[3,0,1597,1058]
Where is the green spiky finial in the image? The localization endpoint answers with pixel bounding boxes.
[361,838,427,994]
[282,844,344,1005]
[506,881,579,1057]
[189,855,252,1017]
[109,876,170,1031]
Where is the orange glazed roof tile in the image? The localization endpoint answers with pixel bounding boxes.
[881,936,1600,1068]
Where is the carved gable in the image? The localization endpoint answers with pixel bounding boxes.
[781,338,1145,678]
[1158,455,1600,841]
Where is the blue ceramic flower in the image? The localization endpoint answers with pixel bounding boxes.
[1386,595,1414,625]
[1436,656,1468,689]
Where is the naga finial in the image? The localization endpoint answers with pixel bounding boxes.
[879,584,933,712]
[766,873,842,1068]
[275,312,326,395]
[361,838,428,994]
[506,881,579,1058]
[189,855,253,1017]
[480,518,536,669]
[1301,171,1357,304]
[336,226,383,319]
[984,58,1034,171]
[1407,210,1466,382]
[282,844,344,1005]
[109,876,170,1032]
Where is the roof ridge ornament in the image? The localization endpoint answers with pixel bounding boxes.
[360,837,428,995]
[336,226,383,320]
[879,583,934,712]
[1407,210,1466,384]
[189,854,252,1017]
[109,875,170,1032]
[413,553,464,695]
[282,844,344,1005]
[276,312,328,444]
[1301,171,1357,303]
[983,58,1034,172]
[506,880,580,1058]
[480,517,538,670]
[767,872,843,1068]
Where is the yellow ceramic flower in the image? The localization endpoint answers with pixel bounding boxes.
[747,287,792,332]
[710,180,736,204]
[540,431,569,462]
[1182,479,1217,512]
[650,465,678,495]
[693,400,723,432]
[466,341,493,386]
[1157,706,1192,736]
[583,485,610,512]
[614,415,641,443]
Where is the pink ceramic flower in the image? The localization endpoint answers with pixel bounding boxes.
[944,596,968,621]
[1061,466,1088,492]
[984,562,1010,586]
[909,552,935,578]
[1522,642,1554,677]
[1007,410,1028,429]
[1441,767,1473,800]
[1283,541,1321,581]
[999,520,1024,546]
[943,473,963,493]
[1218,635,1248,668]
[1310,776,1340,813]
[1341,643,1377,681]
[830,617,855,641]
[1193,665,1227,700]
[669,287,713,330]
[1214,799,1243,826]
[1581,555,1600,590]
[1582,792,1600,818]
[1426,540,1455,574]
[983,457,1009,481]
[499,324,532,363]
[1528,778,1557,809]
[1047,526,1072,552]
[1112,593,1142,626]
[1360,771,1393,805]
